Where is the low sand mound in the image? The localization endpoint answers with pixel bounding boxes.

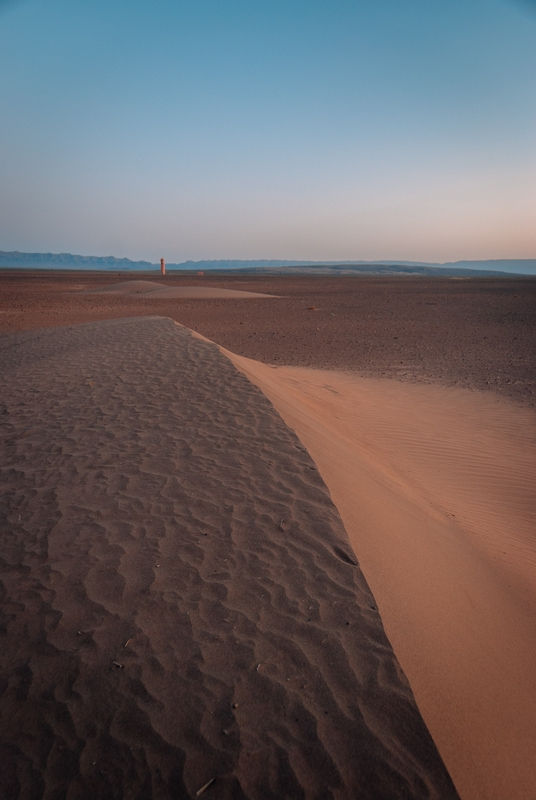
[0,317,457,799]
[81,280,277,299]
[222,352,536,800]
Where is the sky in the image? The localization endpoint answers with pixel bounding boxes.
[0,0,535,264]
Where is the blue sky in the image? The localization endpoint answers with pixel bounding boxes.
[0,0,534,262]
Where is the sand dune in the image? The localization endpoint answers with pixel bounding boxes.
[0,317,457,799]
[80,279,277,299]
[221,350,536,800]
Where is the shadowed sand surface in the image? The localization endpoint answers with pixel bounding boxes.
[0,317,458,799]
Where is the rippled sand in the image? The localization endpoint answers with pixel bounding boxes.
[0,317,457,799]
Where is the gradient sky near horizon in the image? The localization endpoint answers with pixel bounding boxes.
[0,0,535,263]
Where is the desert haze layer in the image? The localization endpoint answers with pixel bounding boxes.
[1,271,535,800]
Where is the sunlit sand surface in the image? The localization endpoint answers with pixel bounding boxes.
[222,346,536,800]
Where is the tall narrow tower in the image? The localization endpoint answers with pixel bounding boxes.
[160,258,166,275]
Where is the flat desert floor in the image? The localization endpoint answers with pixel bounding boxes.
[1,271,535,800]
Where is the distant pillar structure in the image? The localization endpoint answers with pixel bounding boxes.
[160,258,166,275]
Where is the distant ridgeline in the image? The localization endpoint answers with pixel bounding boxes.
[0,251,154,270]
[1,251,535,275]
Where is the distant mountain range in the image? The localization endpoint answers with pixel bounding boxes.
[0,251,154,270]
[1,251,535,276]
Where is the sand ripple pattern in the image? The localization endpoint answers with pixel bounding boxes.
[0,317,458,799]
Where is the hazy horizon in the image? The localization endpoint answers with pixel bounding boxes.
[2,250,536,275]
[1,0,535,263]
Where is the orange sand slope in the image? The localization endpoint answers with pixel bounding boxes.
[79,279,277,299]
[222,348,536,800]
[0,317,457,800]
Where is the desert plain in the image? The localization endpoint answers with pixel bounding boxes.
[1,270,535,800]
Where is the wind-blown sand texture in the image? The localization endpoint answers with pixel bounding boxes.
[0,317,458,799]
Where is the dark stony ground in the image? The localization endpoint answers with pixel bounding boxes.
[1,270,534,406]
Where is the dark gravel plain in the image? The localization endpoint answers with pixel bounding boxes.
[1,270,535,406]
